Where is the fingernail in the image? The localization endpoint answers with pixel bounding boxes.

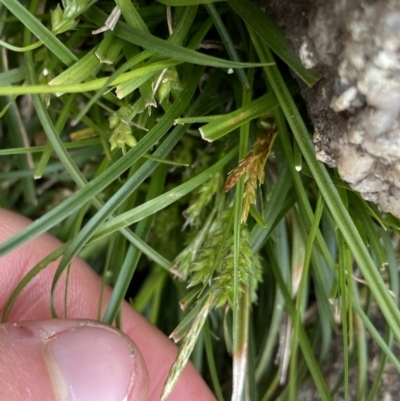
[45,323,135,401]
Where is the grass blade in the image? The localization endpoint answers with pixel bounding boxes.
[228,0,320,86]
[89,7,269,69]
[0,0,77,65]
[200,92,280,142]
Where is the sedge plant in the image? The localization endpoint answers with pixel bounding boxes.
[0,0,399,400]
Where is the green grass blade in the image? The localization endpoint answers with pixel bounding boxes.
[349,194,388,269]
[338,231,351,400]
[290,193,324,399]
[24,49,88,190]
[102,166,167,324]
[200,92,280,142]
[116,5,198,98]
[228,0,320,87]
[49,49,100,87]
[34,94,76,179]
[0,38,42,52]
[204,320,225,401]
[0,67,25,85]
[0,106,177,255]
[352,301,400,372]
[161,293,215,401]
[231,66,253,400]
[273,108,336,272]
[72,50,153,124]
[0,59,179,95]
[366,228,398,401]
[249,161,295,253]
[89,7,269,69]
[0,138,101,155]
[115,0,149,32]
[205,3,249,88]
[0,98,36,204]
[119,229,172,271]
[90,147,237,242]
[0,0,77,65]
[268,249,332,401]
[1,244,67,322]
[255,219,290,380]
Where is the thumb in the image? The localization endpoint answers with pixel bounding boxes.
[0,319,148,401]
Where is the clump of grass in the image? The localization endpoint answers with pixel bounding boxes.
[0,0,399,400]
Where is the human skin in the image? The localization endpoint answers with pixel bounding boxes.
[0,208,216,401]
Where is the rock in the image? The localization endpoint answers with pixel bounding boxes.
[258,0,400,218]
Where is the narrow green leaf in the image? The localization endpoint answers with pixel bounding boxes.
[338,231,351,400]
[250,164,296,253]
[0,97,36,203]
[0,138,101,155]
[116,5,198,98]
[0,0,77,65]
[268,250,333,401]
[349,194,388,270]
[290,193,324,398]
[2,244,67,322]
[205,3,249,88]
[72,50,153,124]
[203,320,225,401]
[200,92,280,142]
[49,49,99,87]
[229,0,321,87]
[102,165,168,324]
[89,7,270,69]
[34,94,77,179]
[231,68,253,400]
[249,205,266,228]
[94,34,125,65]
[90,147,237,242]
[0,38,42,52]
[161,293,215,400]
[115,0,149,33]
[352,301,400,372]
[120,230,172,271]
[255,220,290,381]
[0,60,179,96]
[0,67,25,85]
[175,115,224,124]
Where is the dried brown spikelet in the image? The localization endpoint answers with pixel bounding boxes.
[223,128,277,221]
[223,157,250,193]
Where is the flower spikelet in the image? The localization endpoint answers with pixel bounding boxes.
[183,172,222,228]
[223,128,277,222]
[212,226,253,308]
[183,209,255,308]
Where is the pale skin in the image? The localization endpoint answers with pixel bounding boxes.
[0,209,217,401]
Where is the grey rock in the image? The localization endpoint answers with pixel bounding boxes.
[259,0,400,218]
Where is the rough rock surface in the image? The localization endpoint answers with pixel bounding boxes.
[259,0,400,218]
